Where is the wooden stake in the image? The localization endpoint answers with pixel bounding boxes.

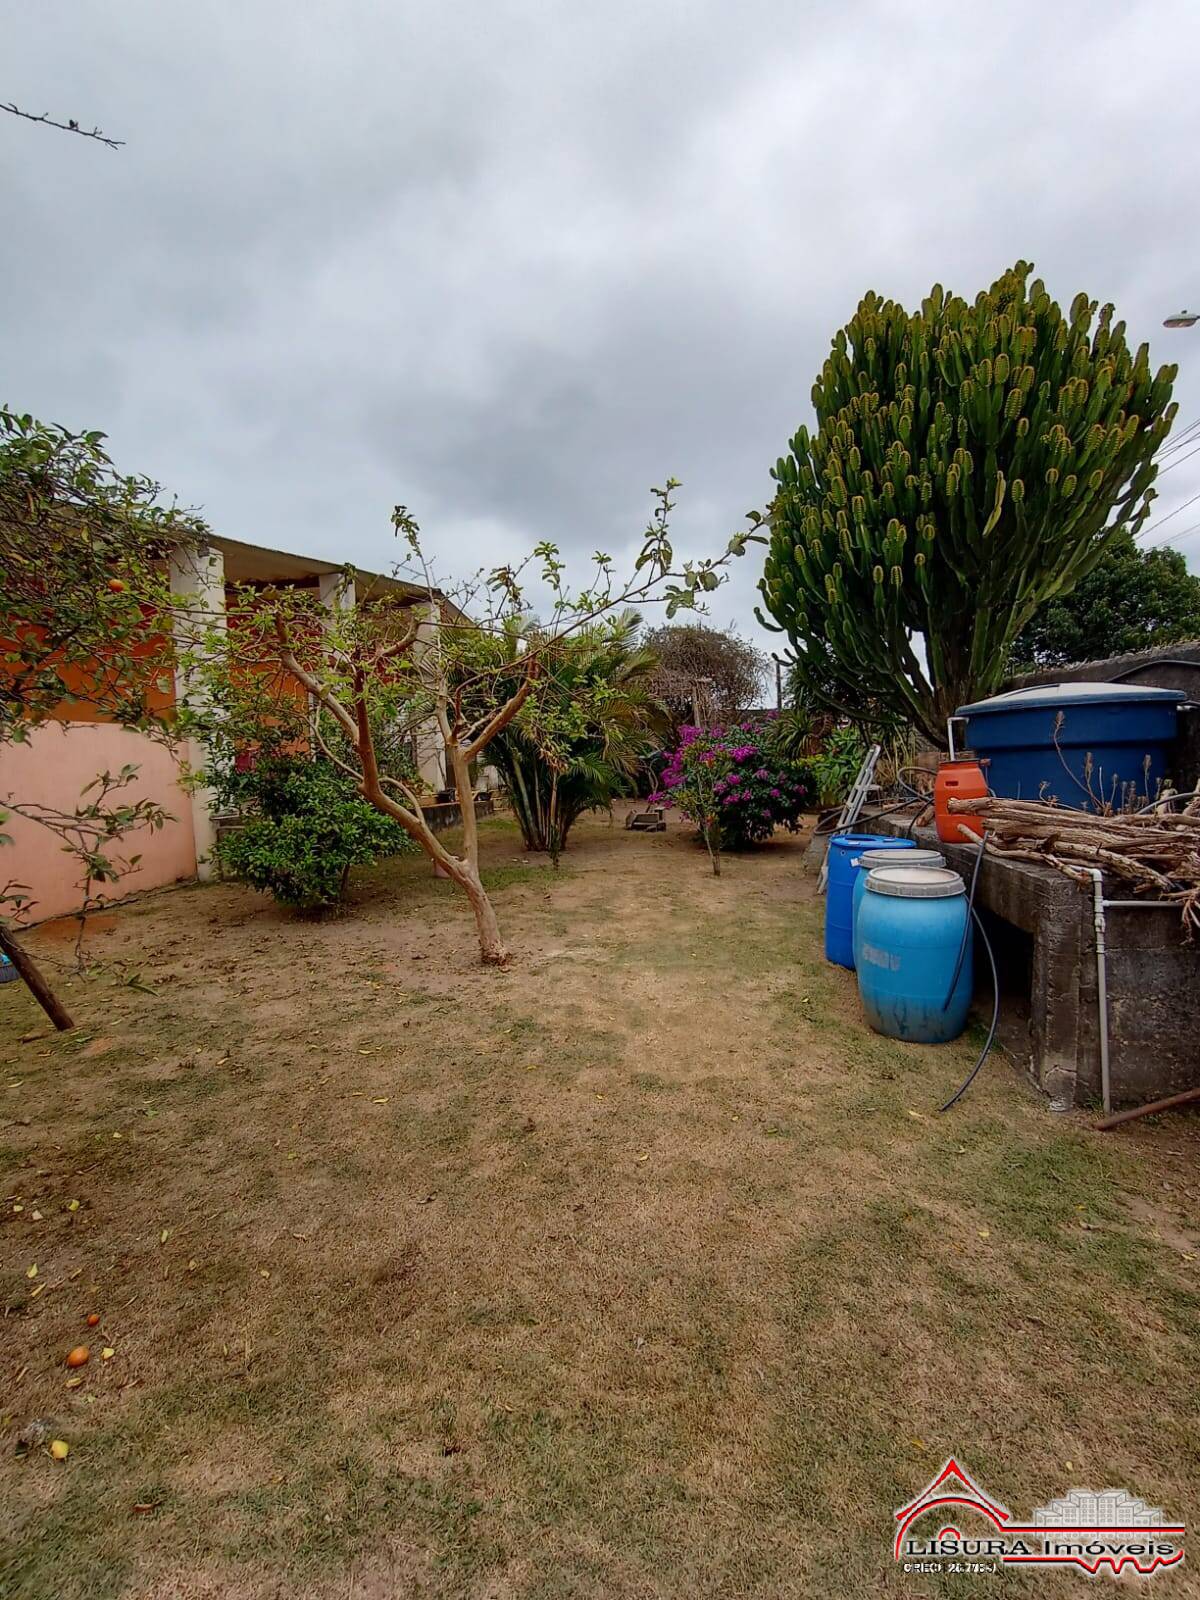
[0,924,74,1031]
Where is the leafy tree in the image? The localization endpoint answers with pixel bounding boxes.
[1,407,201,738]
[211,756,417,912]
[181,483,760,965]
[1010,528,1200,668]
[756,262,1177,745]
[460,611,664,863]
[641,621,766,728]
[0,405,204,1024]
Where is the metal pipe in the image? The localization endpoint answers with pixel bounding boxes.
[1082,892,1178,1114]
[1084,869,1112,1117]
[1097,1083,1200,1131]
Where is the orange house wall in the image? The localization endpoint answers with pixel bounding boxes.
[2,580,386,923]
[0,724,198,925]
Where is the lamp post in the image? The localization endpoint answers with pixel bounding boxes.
[1163,310,1199,329]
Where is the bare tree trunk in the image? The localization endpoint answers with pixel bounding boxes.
[449,860,508,965]
[443,735,508,962]
[703,822,722,877]
[0,923,74,1030]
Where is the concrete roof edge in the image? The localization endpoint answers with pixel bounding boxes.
[206,534,466,613]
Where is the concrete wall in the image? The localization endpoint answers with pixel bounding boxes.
[1081,902,1200,1106]
[897,821,1200,1108]
[1,723,198,924]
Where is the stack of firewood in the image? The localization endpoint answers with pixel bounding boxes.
[946,794,1200,934]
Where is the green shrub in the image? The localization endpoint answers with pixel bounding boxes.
[810,725,870,807]
[212,757,415,912]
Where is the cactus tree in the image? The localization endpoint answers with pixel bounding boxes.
[756,262,1177,746]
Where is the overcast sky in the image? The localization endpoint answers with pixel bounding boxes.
[5,0,1200,661]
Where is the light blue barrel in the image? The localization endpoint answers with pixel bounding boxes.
[825,834,913,968]
[851,847,944,968]
[856,865,973,1043]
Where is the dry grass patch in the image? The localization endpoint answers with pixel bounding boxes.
[1,811,1198,1599]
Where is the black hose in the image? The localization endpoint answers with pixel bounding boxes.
[935,833,1000,1112]
[942,834,986,1010]
[896,766,934,801]
[937,905,1001,1113]
[856,796,928,824]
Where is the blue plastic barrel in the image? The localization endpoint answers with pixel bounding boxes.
[856,865,973,1043]
[958,682,1184,809]
[824,834,911,969]
[851,847,943,968]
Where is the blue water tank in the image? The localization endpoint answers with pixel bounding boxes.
[824,834,915,969]
[851,847,944,968]
[957,682,1185,809]
[856,865,973,1043]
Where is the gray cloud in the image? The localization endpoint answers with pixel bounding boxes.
[5,0,1200,662]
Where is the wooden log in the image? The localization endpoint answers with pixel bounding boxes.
[948,796,1200,835]
[944,796,1200,931]
[992,820,1192,845]
[0,924,74,1031]
[982,841,1093,883]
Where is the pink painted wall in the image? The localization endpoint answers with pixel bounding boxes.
[1,724,197,925]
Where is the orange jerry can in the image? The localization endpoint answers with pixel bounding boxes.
[935,758,989,844]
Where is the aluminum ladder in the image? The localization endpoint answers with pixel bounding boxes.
[816,743,881,893]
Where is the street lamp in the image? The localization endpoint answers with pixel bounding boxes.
[1163,310,1199,329]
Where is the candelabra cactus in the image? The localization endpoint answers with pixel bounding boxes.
[756,262,1177,746]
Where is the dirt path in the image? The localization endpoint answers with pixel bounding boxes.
[2,809,1198,1598]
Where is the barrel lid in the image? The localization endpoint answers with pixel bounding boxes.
[957,681,1184,716]
[854,848,944,869]
[865,865,965,899]
[831,832,893,849]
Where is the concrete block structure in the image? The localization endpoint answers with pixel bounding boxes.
[875,818,1200,1109]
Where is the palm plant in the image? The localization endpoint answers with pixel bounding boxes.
[465,612,666,863]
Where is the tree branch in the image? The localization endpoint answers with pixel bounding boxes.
[272,616,360,746]
[462,660,539,760]
[2,101,124,149]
